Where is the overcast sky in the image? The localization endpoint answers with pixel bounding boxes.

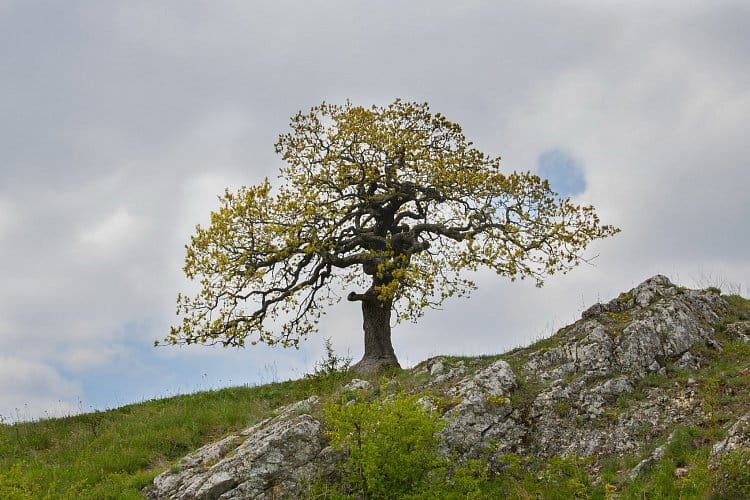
[1,0,748,421]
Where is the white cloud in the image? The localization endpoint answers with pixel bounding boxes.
[0,357,81,422]
[60,345,127,372]
[0,198,11,237]
[80,208,138,252]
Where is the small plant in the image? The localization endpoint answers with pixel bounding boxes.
[702,376,721,427]
[432,395,463,413]
[486,454,596,499]
[307,338,352,380]
[322,392,445,497]
[538,455,593,498]
[604,482,618,499]
[554,399,572,416]
[486,395,511,406]
[713,449,750,498]
[615,292,633,303]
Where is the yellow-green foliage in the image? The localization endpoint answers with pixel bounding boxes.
[432,395,463,413]
[322,392,446,497]
[712,449,750,498]
[486,395,510,406]
[165,99,619,349]
[321,392,487,498]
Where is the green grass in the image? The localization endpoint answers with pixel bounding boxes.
[0,373,360,499]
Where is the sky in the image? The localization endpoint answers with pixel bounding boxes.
[1,0,748,421]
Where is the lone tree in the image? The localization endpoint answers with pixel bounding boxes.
[165,100,618,373]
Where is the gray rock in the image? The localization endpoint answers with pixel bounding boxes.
[527,276,723,382]
[711,413,750,463]
[383,379,400,393]
[512,276,726,459]
[578,376,634,419]
[342,379,373,393]
[416,396,437,412]
[629,431,676,479]
[440,394,522,462]
[415,356,448,377]
[580,275,674,320]
[633,274,675,307]
[440,360,521,461]
[448,360,516,401]
[582,302,605,320]
[145,397,339,499]
[430,358,446,376]
[674,351,700,371]
[429,361,467,386]
[726,321,750,343]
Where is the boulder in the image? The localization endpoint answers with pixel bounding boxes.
[145,397,340,499]
[342,379,373,393]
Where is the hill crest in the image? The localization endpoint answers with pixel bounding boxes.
[146,275,750,499]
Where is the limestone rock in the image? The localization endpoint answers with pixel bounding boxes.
[145,397,339,500]
[674,467,689,478]
[441,360,521,462]
[448,360,516,401]
[726,321,750,344]
[711,413,750,463]
[430,358,446,376]
[429,361,467,387]
[629,431,675,479]
[342,379,373,393]
[726,321,750,336]
[526,275,724,382]
[440,394,523,464]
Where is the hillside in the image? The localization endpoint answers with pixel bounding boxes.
[2,275,750,498]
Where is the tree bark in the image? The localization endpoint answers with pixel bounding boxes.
[350,297,401,374]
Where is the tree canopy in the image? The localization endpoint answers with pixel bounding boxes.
[165,100,618,372]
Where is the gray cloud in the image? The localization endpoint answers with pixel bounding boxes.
[0,0,748,419]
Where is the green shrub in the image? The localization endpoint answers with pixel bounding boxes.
[321,391,485,499]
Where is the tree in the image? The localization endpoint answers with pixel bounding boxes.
[164,100,619,373]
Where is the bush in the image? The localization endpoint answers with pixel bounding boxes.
[321,391,485,499]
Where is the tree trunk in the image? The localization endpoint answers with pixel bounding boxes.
[351,297,401,375]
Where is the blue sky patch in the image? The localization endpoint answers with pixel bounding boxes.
[536,149,587,197]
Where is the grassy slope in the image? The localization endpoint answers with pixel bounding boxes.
[0,374,364,499]
[1,295,749,499]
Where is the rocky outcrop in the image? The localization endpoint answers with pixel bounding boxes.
[440,360,522,461]
[145,397,339,499]
[149,275,750,497]
[512,275,725,458]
